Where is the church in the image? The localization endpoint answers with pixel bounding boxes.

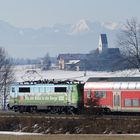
[98,34,120,57]
[86,34,121,71]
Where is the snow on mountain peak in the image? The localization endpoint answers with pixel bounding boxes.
[102,22,120,30]
[70,19,90,35]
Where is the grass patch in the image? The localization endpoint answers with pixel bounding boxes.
[0,135,140,140]
[0,116,140,134]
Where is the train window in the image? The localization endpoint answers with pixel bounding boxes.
[132,99,139,107]
[124,99,131,107]
[95,91,106,98]
[55,87,67,92]
[19,87,30,93]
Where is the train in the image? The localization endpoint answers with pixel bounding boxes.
[8,80,84,114]
[7,77,140,114]
[84,77,140,113]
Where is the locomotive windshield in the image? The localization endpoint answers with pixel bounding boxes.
[19,87,30,93]
[54,87,67,92]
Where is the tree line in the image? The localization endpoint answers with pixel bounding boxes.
[0,47,14,110]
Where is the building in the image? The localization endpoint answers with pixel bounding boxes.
[58,34,121,71]
[57,54,88,71]
[98,34,108,53]
[87,34,121,71]
[98,34,120,56]
[98,34,121,61]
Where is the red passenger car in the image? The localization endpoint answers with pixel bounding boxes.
[84,77,140,113]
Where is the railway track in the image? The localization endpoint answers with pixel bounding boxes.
[0,111,80,119]
[0,111,140,120]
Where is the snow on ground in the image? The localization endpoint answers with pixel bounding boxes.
[0,131,42,135]
[13,65,140,82]
[0,131,140,136]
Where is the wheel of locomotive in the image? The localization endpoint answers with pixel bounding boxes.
[50,107,59,114]
[14,106,18,112]
[60,106,66,114]
[26,106,36,113]
[66,106,76,115]
[58,107,63,114]
[19,106,25,113]
[104,108,111,114]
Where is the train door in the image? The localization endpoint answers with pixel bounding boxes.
[113,91,121,111]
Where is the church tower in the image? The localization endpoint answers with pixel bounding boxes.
[98,34,108,53]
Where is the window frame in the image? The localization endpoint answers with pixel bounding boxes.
[124,99,132,107]
[94,91,106,98]
[132,99,139,107]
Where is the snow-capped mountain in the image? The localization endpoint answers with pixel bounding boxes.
[102,22,121,30]
[70,20,90,35]
[0,19,120,58]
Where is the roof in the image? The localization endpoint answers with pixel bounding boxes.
[106,48,120,53]
[13,79,83,86]
[101,48,120,56]
[85,77,140,90]
[87,77,140,82]
[57,53,88,61]
[100,34,108,44]
[66,60,80,65]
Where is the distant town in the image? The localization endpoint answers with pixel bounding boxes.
[12,34,127,72]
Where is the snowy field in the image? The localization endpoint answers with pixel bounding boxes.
[0,131,140,136]
[0,131,42,135]
[14,65,140,82]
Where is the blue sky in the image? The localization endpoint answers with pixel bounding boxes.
[0,0,139,28]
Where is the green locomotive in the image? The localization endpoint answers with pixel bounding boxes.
[8,80,84,114]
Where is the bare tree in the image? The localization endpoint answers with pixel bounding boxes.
[117,17,140,71]
[41,53,51,70]
[0,47,15,110]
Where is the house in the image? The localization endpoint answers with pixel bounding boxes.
[57,54,88,71]
[65,60,80,71]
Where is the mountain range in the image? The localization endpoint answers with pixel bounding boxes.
[0,19,120,58]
